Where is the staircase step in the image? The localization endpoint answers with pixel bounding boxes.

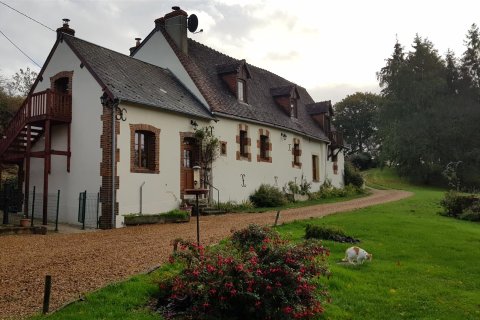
[200,208,227,216]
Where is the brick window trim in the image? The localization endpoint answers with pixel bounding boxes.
[50,71,74,92]
[256,128,272,163]
[130,124,160,174]
[333,161,339,175]
[236,123,251,162]
[292,137,302,168]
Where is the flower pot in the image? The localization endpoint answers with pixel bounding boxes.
[20,218,30,227]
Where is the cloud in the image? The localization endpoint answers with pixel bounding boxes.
[264,51,300,61]
[308,83,381,104]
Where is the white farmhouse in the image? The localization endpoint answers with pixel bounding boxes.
[0,7,345,229]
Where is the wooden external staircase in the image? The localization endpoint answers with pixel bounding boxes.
[0,89,72,223]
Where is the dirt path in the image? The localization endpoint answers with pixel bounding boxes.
[0,188,411,319]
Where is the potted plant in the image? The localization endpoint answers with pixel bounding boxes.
[179,201,193,215]
[20,215,30,227]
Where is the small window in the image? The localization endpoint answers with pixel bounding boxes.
[293,143,301,166]
[220,141,227,156]
[54,77,69,93]
[134,131,155,170]
[239,130,248,157]
[312,155,319,181]
[260,135,269,159]
[237,79,246,102]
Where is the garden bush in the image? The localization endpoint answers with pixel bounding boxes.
[459,202,480,222]
[216,200,255,212]
[440,190,479,218]
[344,161,364,188]
[309,181,364,200]
[349,152,376,170]
[305,224,360,243]
[249,184,287,207]
[157,225,330,319]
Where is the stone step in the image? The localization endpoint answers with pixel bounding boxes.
[200,207,227,216]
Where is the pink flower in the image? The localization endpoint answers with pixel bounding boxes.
[206,264,216,272]
[283,306,293,314]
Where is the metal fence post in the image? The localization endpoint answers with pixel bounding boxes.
[31,186,36,227]
[55,190,60,232]
[42,275,52,314]
[82,190,86,230]
[78,192,81,224]
[96,192,100,229]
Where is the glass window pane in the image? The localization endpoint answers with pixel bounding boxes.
[237,80,244,101]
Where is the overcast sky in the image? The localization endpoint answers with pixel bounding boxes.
[1,0,479,103]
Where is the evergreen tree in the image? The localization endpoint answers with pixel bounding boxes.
[377,35,448,183]
[460,23,480,99]
[446,49,460,94]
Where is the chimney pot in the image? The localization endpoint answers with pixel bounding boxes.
[172,6,180,10]
[135,37,141,46]
[57,18,75,38]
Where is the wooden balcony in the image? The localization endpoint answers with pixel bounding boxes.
[328,131,344,149]
[0,90,72,159]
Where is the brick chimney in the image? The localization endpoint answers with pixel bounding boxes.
[155,6,188,54]
[129,37,142,55]
[56,18,75,38]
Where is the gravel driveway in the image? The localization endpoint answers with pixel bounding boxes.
[0,188,411,319]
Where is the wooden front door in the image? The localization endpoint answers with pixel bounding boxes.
[181,137,197,193]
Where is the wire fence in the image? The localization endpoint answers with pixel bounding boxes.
[28,190,59,223]
[78,191,100,229]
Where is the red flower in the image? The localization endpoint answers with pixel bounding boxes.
[283,306,293,314]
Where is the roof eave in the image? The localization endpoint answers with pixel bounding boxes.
[212,111,330,143]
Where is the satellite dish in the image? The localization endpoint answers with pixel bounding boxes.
[187,14,199,33]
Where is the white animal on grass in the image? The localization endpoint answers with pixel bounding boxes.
[342,246,373,264]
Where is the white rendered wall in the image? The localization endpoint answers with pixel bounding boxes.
[116,103,209,218]
[326,151,345,187]
[211,117,338,203]
[115,104,344,218]
[27,40,103,225]
[132,32,209,108]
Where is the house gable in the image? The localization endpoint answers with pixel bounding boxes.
[131,26,210,108]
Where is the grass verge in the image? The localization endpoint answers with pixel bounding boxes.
[31,168,480,319]
[276,168,480,319]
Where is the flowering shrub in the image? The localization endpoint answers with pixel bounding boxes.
[157,224,330,319]
[249,184,287,207]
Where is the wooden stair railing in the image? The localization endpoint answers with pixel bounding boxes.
[0,90,72,157]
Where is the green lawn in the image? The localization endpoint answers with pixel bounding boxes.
[277,168,480,320]
[31,168,480,319]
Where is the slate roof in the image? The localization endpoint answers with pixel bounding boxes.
[305,101,333,115]
[184,39,329,141]
[62,34,212,119]
[270,85,295,97]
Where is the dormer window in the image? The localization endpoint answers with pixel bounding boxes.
[216,59,252,103]
[271,85,299,118]
[237,79,246,102]
[290,98,297,118]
